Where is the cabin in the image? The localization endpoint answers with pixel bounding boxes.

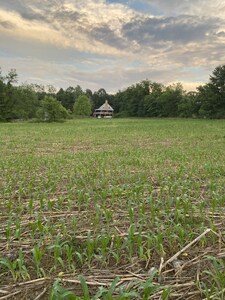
[93,100,114,118]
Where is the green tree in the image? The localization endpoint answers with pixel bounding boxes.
[57,86,84,110]
[5,69,18,86]
[178,92,199,118]
[0,79,6,121]
[114,80,150,117]
[56,88,66,107]
[158,83,184,117]
[144,82,164,117]
[12,85,39,119]
[92,88,107,110]
[126,81,150,117]
[73,95,91,116]
[197,65,225,118]
[85,89,93,99]
[0,69,18,121]
[65,86,77,110]
[36,96,68,122]
[46,85,57,96]
[29,84,46,101]
[74,85,84,100]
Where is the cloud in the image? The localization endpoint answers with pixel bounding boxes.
[1,0,224,58]
[123,15,223,46]
[0,0,225,93]
[216,31,225,37]
[0,20,16,29]
[142,0,225,18]
[90,25,127,49]
[0,1,137,56]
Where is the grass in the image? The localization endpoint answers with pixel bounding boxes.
[0,118,224,299]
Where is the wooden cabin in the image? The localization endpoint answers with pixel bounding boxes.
[93,100,114,118]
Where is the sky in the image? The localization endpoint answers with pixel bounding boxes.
[0,0,225,93]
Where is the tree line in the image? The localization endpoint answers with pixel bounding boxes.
[0,65,225,122]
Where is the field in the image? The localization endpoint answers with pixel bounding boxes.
[0,118,224,299]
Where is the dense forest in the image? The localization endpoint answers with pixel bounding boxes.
[0,64,225,121]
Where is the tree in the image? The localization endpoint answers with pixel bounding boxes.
[5,69,18,86]
[64,87,75,110]
[126,81,150,117]
[178,92,199,118]
[57,86,84,110]
[12,85,39,119]
[158,83,184,117]
[92,88,108,110]
[73,95,91,116]
[29,83,46,101]
[74,85,84,100]
[46,85,57,95]
[197,65,225,118]
[56,88,66,107]
[0,68,3,81]
[0,69,18,121]
[114,80,150,117]
[85,89,93,99]
[36,96,68,122]
[210,64,225,90]
[0,79,6,121]
[144,82,164,117]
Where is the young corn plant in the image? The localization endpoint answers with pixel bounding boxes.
[125,224,137,260]
[5,219,13,242]
[0,257,18,282]
[103,208,112,229]
[86,230,95,267]
[32,245,45,277]
[93,277,120,300]
[154,232,165,256]
[94,204,101,226]
[15,218,21,241]
[48,234,66,271]
[79,275,90,300]
[97,229,111,264]
[49,279,79,300]
[201,256,225,299]
[138,268,159,299]
[16,248,30,280]
[112,236,123,265]
[63,243,76,272]
[28,198,34,215]
[161,288,172,300]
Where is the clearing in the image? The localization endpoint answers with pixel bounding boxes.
[0,118,224,299]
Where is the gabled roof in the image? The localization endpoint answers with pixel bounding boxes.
[96,100,114,111]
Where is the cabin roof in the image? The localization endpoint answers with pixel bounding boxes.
[96,100,114,111]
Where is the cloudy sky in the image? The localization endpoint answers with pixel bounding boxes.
[0,0,225,93]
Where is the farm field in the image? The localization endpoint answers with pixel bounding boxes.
[0,118,225,299]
